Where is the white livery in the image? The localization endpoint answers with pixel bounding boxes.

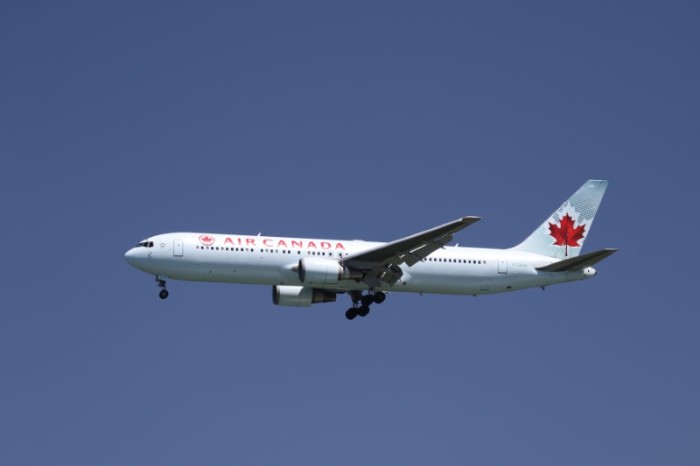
[125,180,617,319]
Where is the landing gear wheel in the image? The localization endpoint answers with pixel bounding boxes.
[361,295,374,306]
[345,308,357,320]
[373,292,386,304]
[155,276,169,300]
[357,305,370,317]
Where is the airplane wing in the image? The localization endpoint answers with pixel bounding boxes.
[536,248,618,272]
[342,216,481,287]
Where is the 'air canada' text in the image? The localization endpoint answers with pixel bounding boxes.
[199,234,346,250]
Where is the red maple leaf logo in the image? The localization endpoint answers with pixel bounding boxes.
[548,213,585,256]
[199,235,215,246]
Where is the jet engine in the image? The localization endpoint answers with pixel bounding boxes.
[272,285,337,307]
[297,258,362,284]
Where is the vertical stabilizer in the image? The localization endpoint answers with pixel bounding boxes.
[511,180,608,259]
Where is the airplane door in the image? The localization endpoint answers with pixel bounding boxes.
[498,258,508,274]
[173,239,184,257]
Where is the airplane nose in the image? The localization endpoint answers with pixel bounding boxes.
[124,248,138,266]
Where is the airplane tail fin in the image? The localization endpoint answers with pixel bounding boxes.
[511,180,608,259]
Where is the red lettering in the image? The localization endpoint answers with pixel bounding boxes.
[218,237,347,250]
[211,236,344,250]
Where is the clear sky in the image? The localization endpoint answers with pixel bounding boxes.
[1,1,698,465]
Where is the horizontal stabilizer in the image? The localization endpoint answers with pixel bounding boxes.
[537,248,618,272]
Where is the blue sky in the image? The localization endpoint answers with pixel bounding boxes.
[1,1,698,465]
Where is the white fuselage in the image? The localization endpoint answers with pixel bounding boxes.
[124,232,595,296]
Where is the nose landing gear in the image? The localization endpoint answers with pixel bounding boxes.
[345,291,386,320]
[156,276,169,299]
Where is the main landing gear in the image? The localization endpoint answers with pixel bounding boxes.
[345,291,386,320]
[156,276,169,299]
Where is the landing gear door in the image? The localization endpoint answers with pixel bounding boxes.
[498,258,508,274]
[173,239,184,257]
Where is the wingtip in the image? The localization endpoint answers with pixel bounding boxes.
[460,216,482,223]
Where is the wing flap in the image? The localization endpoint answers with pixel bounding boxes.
[342,216,481,287]
[537,248,618,272]
[343,216,481,269]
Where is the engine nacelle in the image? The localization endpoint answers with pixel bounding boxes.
[272,285,337,307]
[297,258,362,284]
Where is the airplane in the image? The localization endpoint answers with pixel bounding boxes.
[124,180,617,320]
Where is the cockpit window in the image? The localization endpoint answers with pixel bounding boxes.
[135,241,154,248]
